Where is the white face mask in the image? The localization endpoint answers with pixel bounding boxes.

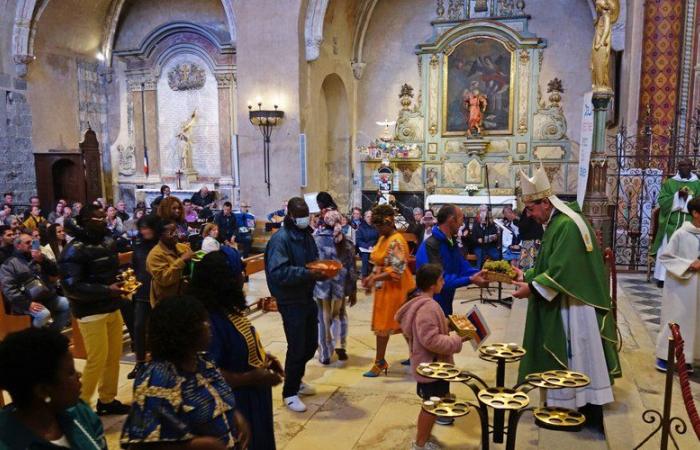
[295,216,310,229]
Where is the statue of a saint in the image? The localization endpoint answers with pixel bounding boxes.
[176,109,197,172]
[590,0,619,93]
[463,84,488,137]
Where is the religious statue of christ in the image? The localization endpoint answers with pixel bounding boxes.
[176,109,197,172]
[463,85,488,137]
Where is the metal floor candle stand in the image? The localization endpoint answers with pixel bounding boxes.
[416,343,591,450]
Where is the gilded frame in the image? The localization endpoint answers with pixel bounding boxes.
[441,36,516,137]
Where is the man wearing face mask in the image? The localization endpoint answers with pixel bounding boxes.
[264,197,330,413]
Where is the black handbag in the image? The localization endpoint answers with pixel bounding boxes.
[21,277,52,302]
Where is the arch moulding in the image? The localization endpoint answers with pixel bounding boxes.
[12,0,238,77]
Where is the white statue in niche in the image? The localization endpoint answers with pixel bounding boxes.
[176,109,197,173]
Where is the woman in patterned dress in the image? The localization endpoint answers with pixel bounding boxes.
[121,295,250,450]
[191,252,284,450]
[362,205,416,377]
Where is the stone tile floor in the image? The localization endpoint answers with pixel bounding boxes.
[6,271,699,449]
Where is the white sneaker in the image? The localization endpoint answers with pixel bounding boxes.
[298,382,317,396]
[411,441,442,450]
[284,395,307,412]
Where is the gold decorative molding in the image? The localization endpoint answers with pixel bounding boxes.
[518,49,530,135]
[429,54,439,137]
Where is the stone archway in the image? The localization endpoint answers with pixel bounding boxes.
[12,0,238,75]
[320,73,351,209]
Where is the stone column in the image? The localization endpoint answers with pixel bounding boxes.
[216,73,236,204]
[129,77,160,182]
[584,92,613,249]
[129,79,147,181]
[142,78,160,180]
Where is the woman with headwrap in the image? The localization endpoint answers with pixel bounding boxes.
[362,205,415,377]
[312,210,358,365]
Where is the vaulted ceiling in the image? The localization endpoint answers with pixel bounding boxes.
[12,0,237,69]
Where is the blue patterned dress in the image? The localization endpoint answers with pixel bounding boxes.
[208,311,276,450]
[120,353,238,449]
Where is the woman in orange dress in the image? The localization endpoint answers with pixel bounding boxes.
[362,204,416,377]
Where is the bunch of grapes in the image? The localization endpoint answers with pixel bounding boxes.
[483,260,516,279]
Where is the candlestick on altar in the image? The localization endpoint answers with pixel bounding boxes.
[175,169,183,189]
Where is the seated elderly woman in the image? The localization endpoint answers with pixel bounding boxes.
[191,252,283,450]
[120,295,249,450]
[0,328,107,449]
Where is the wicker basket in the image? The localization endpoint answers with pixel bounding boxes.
[306,260,342,278]
[483,270,515,284]
[448,315,476,339]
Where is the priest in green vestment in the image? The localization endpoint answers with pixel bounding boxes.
[512,163,620,411]
[651,159,700,283]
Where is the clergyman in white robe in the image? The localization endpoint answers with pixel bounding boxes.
[655,221,700,365]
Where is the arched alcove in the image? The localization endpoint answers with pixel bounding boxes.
[320,73,351,209]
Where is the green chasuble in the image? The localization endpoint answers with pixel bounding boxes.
[651,176,700,255]
[518,202,621,383]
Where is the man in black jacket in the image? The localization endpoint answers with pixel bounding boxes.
[0,225,15,265]
[126,214,159,379]
[264,197,329,413]
[58,204,130,415]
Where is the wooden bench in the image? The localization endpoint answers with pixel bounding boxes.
[0,293,31,341]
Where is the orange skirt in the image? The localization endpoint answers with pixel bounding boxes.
[371,275,413,335]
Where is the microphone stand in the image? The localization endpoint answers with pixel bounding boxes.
[481,164,512,309]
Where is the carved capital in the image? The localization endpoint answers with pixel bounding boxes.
[430,54,439,68]
[519,49,530,64]
[13,54,34,79]
[306,38,322,62]
[142,78,158,91]
[215,73,234,88]
[127,78,143,92]
[351,61,366,80]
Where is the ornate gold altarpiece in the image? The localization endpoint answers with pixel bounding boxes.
[358,6,575,213]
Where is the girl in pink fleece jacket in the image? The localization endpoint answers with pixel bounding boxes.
[395,264,470,450]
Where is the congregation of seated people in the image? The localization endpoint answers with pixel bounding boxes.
[0,189,543,449]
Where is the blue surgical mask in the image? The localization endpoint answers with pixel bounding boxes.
[295,216,310,229]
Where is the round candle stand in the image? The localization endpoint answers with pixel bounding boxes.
[478,343,526,443]
[416,348,592,450]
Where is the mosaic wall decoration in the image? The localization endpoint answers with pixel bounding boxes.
[638,0,683,138]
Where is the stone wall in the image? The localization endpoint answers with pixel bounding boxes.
[234,0,304,216]
[0,88,37,202]
[114,0,230,50]
[301,0,356,210]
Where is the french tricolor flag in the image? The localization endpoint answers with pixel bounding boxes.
[466,305,491,350]
[144,147,149,177]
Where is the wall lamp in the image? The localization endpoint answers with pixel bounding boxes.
[248,100,284,196]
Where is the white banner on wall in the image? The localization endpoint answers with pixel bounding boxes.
[577,92,594,208]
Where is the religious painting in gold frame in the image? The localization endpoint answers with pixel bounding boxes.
[442,37,515,136]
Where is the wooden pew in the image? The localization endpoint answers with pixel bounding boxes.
[0,292,31,341]
[242,254,273,312]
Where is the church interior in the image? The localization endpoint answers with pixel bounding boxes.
[1,0,700,449]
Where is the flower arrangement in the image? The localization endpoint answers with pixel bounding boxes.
[358,140,421,160]
[465,184,480,196]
